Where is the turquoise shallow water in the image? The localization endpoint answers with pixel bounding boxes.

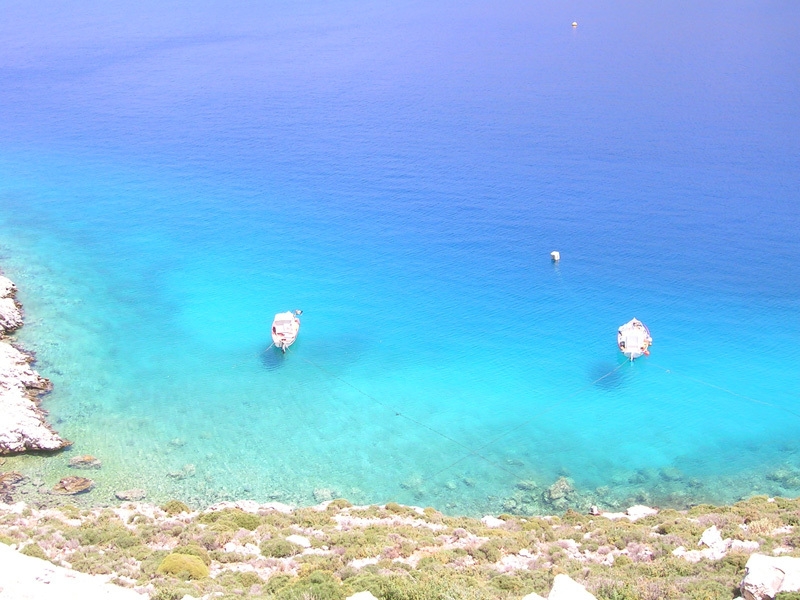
[1,0,799,515]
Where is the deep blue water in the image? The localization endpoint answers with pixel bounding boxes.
[1,0,799,515]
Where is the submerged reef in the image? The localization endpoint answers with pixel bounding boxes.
[0,271,70,454]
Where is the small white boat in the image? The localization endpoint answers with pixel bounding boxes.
[271,310,302,353]
[617,318,652,360]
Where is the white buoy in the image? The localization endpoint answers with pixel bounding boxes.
[572,21,578,27]
[551,251,561,261]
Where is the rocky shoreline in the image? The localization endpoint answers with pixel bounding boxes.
[0,271,71,455]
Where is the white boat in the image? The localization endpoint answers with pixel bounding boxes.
[271,310,302,353]
[617,318,652,360]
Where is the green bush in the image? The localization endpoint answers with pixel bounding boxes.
[468,540,501,563]
[69,549,115,574]
[21,543,47,560]
[261,538,302,558]
[685,579,733,600]
[231,510,261,531]
[161,500,191,515]
[197,508,261,531]
[595,582,640,600]
[265,573,293,594]
[291,507,333,529]
[156,553,209,579]
[151,589,186,600]
[216,570,264,589]
[277,569,343,600]
[58,504,82,519]
[490,573,524,592]
[172,544,211,565]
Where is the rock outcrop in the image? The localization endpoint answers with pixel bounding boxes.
[673,525,760,563]
[52,476,95,495]
[0,275,23,332]
[0,543,143,600]
[522,574,598,600]
[115,489,147,501]
[0,271,70,454]
[740,554,800,600]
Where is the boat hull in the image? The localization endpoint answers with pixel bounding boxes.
[271,311,301,352]
[617,318,652,360]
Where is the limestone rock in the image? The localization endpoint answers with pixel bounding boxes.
[0,543,143,600]
[0,341,69,454]
[699,525,724,549]
[314,488,334,502]
[286,534,311,548]
[545,477,573,502]
[346,593,379,600]
[0,275,22,335]
[0,471,25,502]
[1,272,67,454]
[0,275,17,298]
[625,505,658,520]
[115,488,147,501]
[52,476,94,495]
[549,574,597,600]
[732,540,760,553]
[0,297,23,333]
[69,455,102,469]
[481,515,505,528]
[0,471,25,486]
[522,574,596,600]
[741,554,800,600]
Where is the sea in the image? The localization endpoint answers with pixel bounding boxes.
[0,0,798,516]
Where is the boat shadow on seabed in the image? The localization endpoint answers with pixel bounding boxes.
[260,345,291,371]
[589,361,625,390]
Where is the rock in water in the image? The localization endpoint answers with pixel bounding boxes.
[546,477,574,501]
[314,488,334,502]
[52,476,94,495]
[115,488,147,501]
[69,455,102,469]
[0,471,24,486]
[0,471,25,502]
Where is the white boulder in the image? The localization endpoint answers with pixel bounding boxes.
[0,543,143,599]
[0,275,16,298]
[346,591,379,600]
[481,515,506,528]
[625,505,658,521]
[286,534,311,548]
[0,297,23,333]
[549,574,597,600]
[699,525,724,549]
[521,574,596,600]
[740,554,800,600]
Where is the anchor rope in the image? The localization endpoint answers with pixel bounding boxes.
[423,361,627,482]
[293,349,525,480]
[256,340,788,486]
[649,361,800,420]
